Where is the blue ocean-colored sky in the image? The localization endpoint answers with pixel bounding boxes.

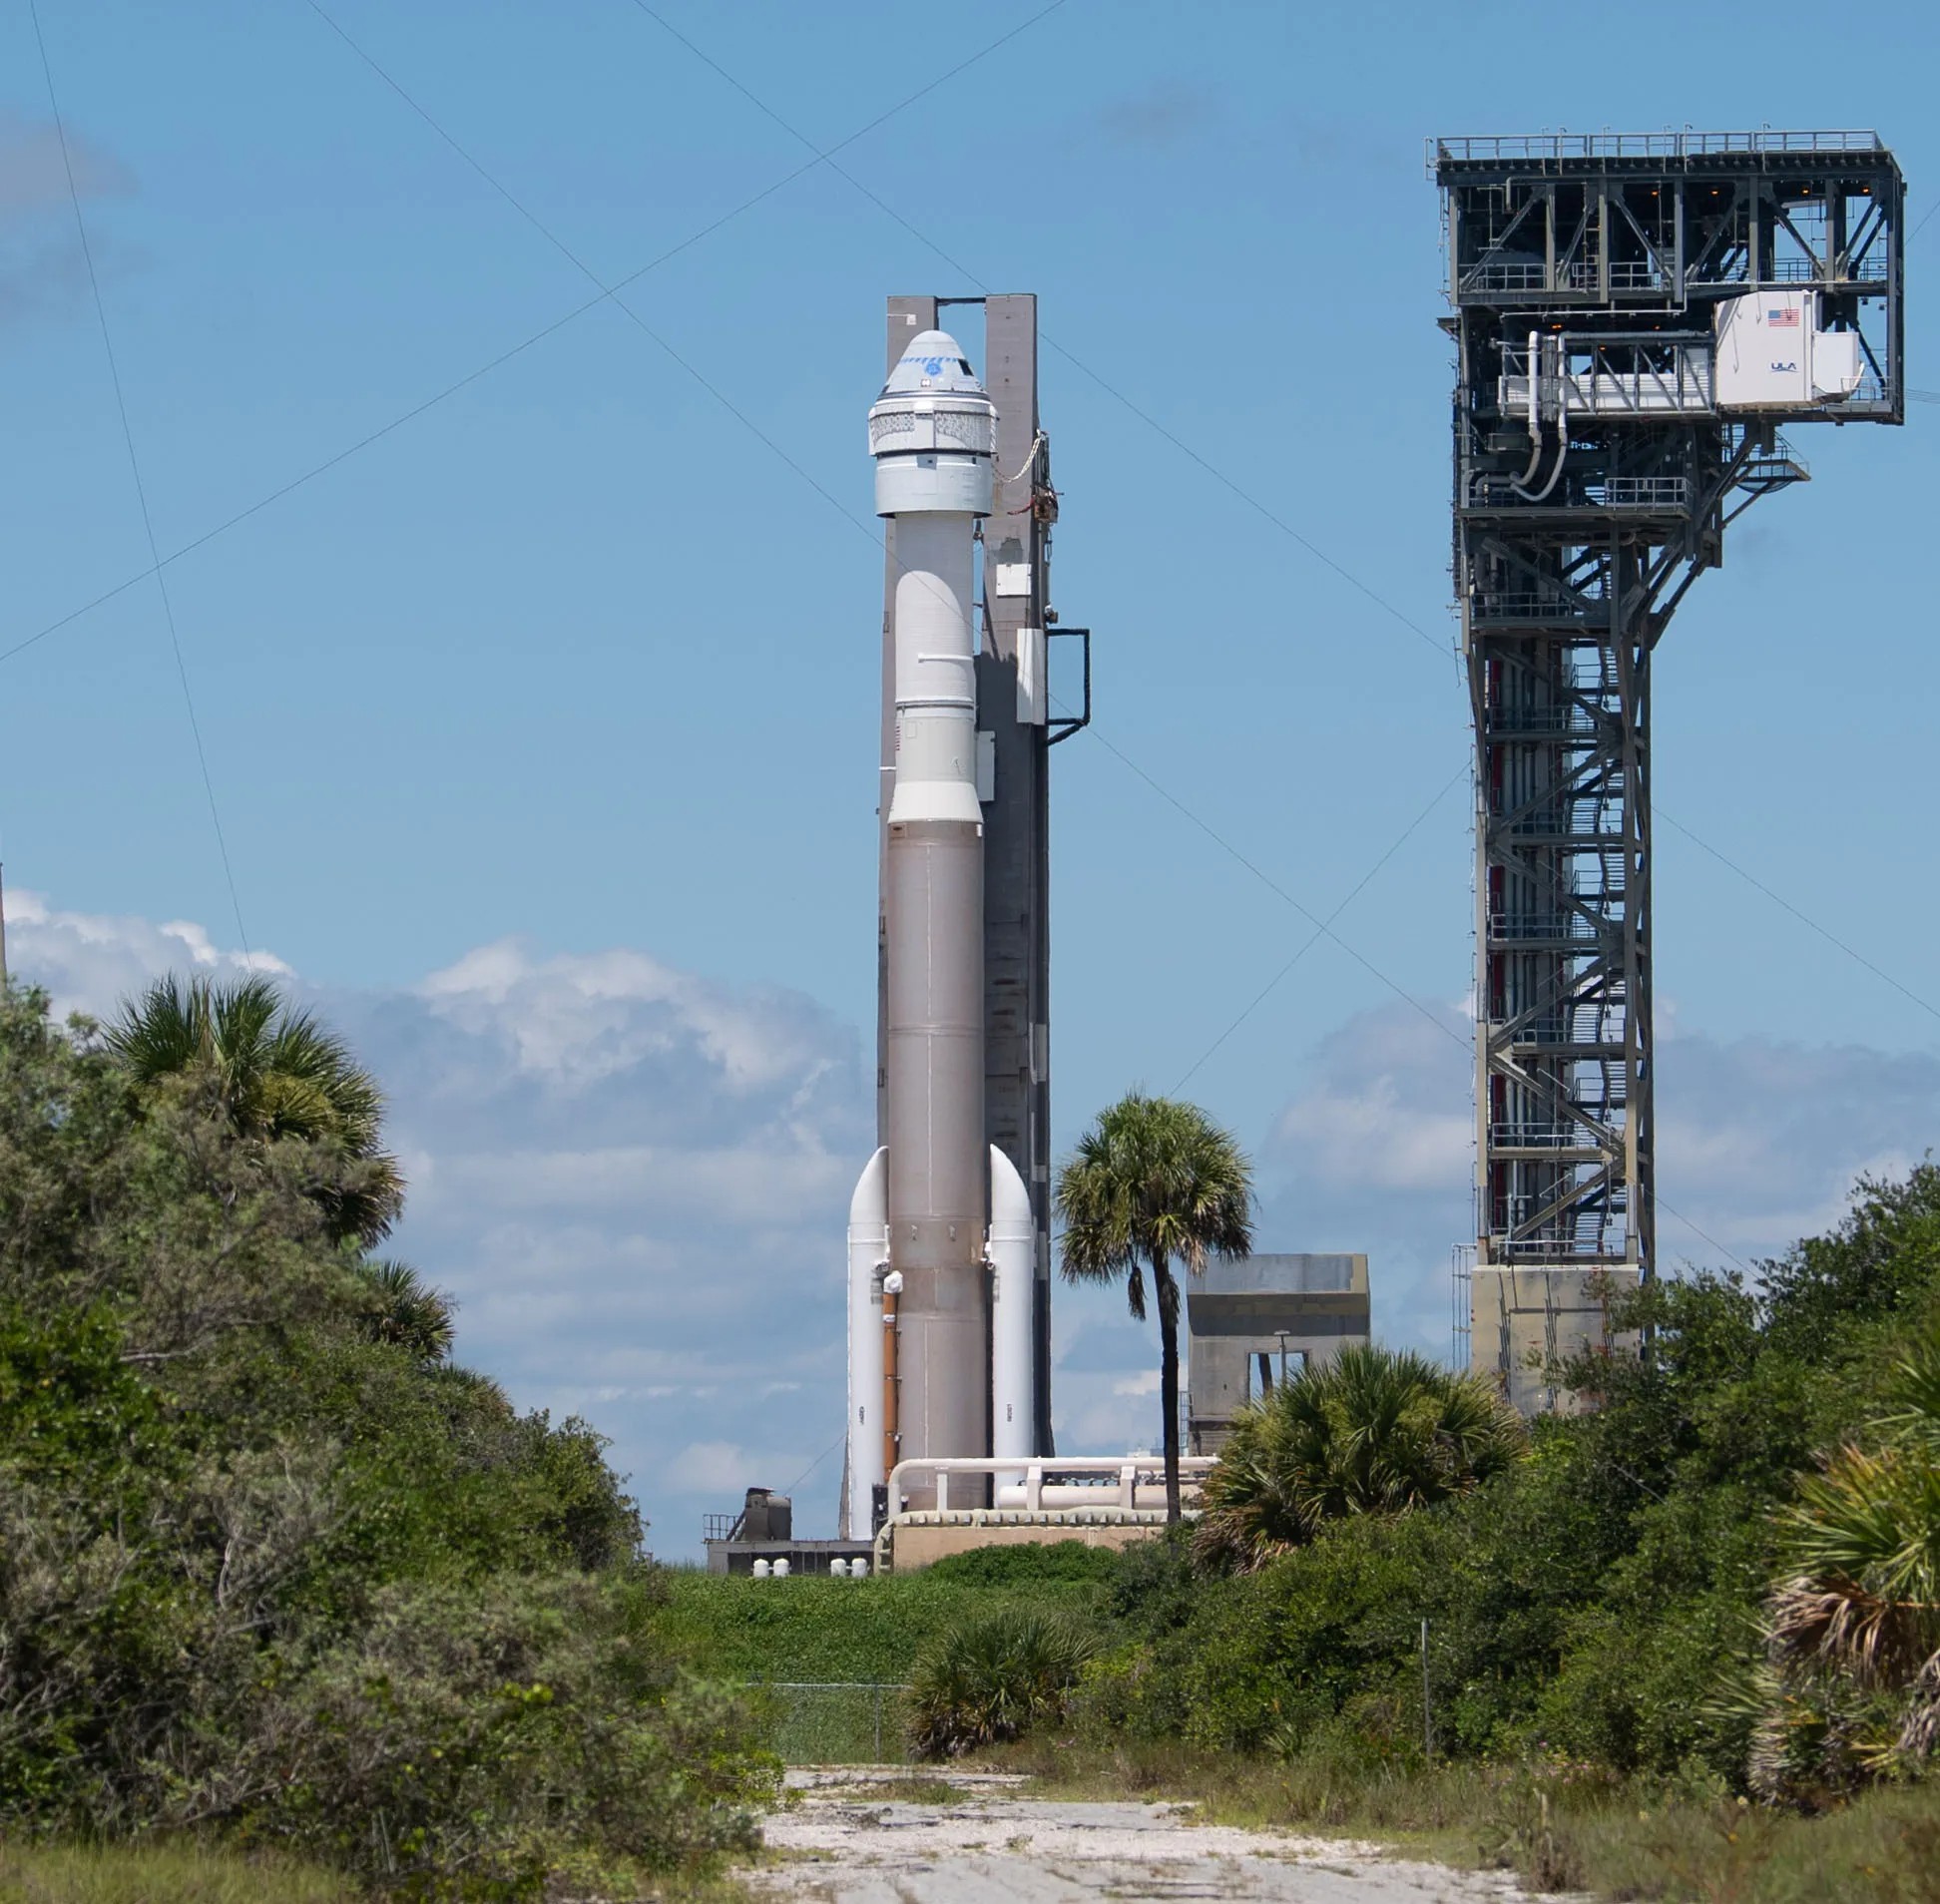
[4,0,1937,1553]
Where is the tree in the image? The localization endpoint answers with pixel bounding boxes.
[1762,1319,1940,1778]
[107,973,402,1244]
[1194,1342,1526,1572]
[1056,1093,1252,1522]
[356,1258,456,1365]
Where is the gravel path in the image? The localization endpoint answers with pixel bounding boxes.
[746,1769,1562,1903]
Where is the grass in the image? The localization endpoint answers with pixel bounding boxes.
[654,1551,1114,1684]
[1000,1737,1940,1902]
[0,1842,357,1904]
[0,1842,761,1904]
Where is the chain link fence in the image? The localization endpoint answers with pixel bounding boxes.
[747,1681,912,1764]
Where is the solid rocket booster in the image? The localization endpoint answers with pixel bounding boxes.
[846,331,1032,1536]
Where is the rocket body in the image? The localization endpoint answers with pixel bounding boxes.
[846,332,1014,1535]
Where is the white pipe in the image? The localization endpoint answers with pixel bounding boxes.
[1507,327,1545,490]
[989,1145,1035,1488]
[843,1147,889,1540]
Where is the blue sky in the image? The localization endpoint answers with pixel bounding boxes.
[4,0,1939,1554]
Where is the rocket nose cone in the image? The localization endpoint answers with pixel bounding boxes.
[879,329,986,398]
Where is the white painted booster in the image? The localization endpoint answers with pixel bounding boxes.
[844,1147,889,1537]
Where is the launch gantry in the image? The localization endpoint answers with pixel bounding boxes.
[1434,132,1904,1410]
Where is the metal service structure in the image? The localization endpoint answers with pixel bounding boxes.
[1434,132,1904,1409]
[843,296,1084,1535]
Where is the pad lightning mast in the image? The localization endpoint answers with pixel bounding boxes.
[1435,132,1903,1410]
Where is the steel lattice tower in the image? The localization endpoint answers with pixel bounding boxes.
[1435,133,1904,1410]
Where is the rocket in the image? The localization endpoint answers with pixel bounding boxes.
[845,332,1035,1536]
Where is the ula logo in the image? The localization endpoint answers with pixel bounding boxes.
[1769,360,1797,373]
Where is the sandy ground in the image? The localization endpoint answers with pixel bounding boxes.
[745,1769,1564,1903]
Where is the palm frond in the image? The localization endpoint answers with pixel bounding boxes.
[1194,1343,1527,1572]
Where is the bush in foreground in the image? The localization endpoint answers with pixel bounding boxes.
[0,986,772,1895]
[907,1607,1097,1757]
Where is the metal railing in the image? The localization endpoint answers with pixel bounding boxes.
[1469,590,1601,623]
[1489,1122,1615,1151]
[1499,338,1714,419]
[1601,476,1690,508]
[1485,705,1603,735]
[1488,913,1606,944]
[1436,130,1883,165]
[886,1453,1214,1514]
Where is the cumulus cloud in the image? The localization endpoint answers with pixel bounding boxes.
[8,890,867,1559]
[14,885,1940,1554]
[1258,999,1940,1354]
[7,887,287,1021]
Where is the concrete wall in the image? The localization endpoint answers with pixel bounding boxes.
[1186,1253,1370,1453]
[888,1520,1166,1571]
[1471,1265,1641,1415]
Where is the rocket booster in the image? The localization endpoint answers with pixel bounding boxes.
[845,332,1034,1536]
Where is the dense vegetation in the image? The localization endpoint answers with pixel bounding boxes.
[0,984,771,1899]
[673,1170,1940,1894]
[1024,1172,1932,1800]
[1078,1170,1940,1792]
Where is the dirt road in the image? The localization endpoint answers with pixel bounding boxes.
[747,1770,1561,1903]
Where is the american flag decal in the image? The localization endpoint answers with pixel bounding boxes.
[1767,306,1800,327]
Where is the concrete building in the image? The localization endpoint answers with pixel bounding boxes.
[1186,1253,1371,1453]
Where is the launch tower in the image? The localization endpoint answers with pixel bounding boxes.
[1435,132,1903,1409]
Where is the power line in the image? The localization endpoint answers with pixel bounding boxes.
[624,0,1456,672]
[30,1,250,958]
[333,5,1940,1104]
[1079,719,1467,1052]
[1174,762,1469,1090]
[1657,805,1940,1027]
[0,0,1074,671]
[309,0,1464,1052]
[300,1,875,552]
[620,3,1940,1059]
[777,1427,849,1502]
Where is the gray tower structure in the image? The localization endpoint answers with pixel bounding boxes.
[1434,133,1903,1409]
[878,295,1075,1458]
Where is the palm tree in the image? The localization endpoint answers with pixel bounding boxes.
[1194,1342,1526,1571]
[356,1257,456,1365]
[1764,1322,1940,1769]
[1057,1092,1252,1522]
[108,973,403,1244]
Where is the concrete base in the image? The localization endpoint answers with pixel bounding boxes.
[1471,1264,1640,1415]
[881,1511,1175,1573]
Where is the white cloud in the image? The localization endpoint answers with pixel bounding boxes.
[15,888,1940,1556]
[7,888,289,1021]
[1260,1001,1940,1355]
[7,889,867,1558]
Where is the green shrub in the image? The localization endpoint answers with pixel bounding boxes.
[1195,1344,1526,1573]
[0,987,767,1895]
[906,1608,1098,1758]
[924,1539,1124,1588]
